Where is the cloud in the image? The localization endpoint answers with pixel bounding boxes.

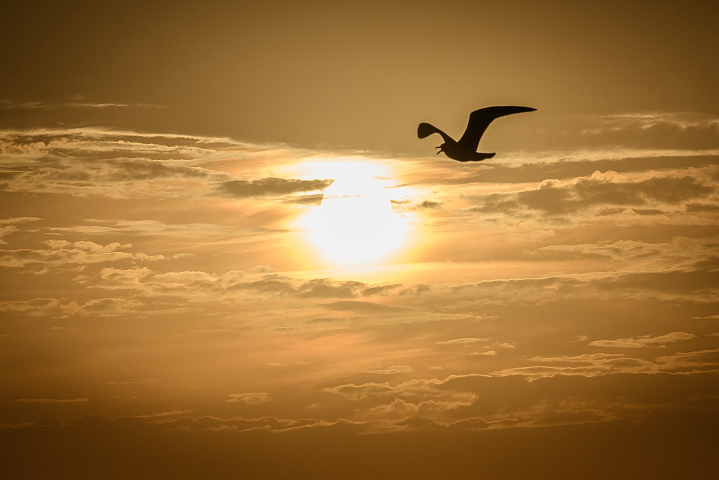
[324,378,445,401]
[78,298,143,316]
[468,170,715,217]
[0,129,264,198]
[364,365,413,375]
[0,241,164,268]
[436,338,489,345]
[0,297,144,317]
[589,332,696,348]
[47,219,281,240]
[220,177,332,197]
[16,398,89,404]
[226,393,270,405]
[322,300,407,314]
[0,100,162,110]
[135,410,195,418]
[518,174,713,215]
[269,361,308,367]
[490,349,719,381]
[470,351,497,356]
[0,217,41,244]
[297,279,365,298]
[578,112,719,150]
[391,199,442,211]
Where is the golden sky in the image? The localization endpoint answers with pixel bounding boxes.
[1,1,718,478]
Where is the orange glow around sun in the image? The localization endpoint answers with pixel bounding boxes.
[294,161,414,267]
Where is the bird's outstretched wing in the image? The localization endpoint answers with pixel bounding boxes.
[458,106,536,152]
[418,123,455,144]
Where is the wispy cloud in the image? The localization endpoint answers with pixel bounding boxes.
[436,338,489,345]
[0,217,41,244]
[0,100,162,109]
[16,398,89,404]
[589,332,696,348]
[364,365,413,375]
[226,393,270,405]
[0,240,164,268]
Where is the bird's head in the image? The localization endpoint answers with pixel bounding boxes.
[435,144,445,155]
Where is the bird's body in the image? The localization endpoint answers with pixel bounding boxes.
[418,106,536,161]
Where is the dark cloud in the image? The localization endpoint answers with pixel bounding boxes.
[104,159,207,181]
[297,279,364,299]
[220,178,332,197]
[469,174,714,216]
[686,203,719,213]
[414,200,441,210]
[284,193,324,205]
[578,113,719,150]
[361,284,402,296]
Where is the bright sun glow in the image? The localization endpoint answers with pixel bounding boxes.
[296,161,411,266]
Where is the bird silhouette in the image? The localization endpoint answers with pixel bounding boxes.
[418,106,536,161]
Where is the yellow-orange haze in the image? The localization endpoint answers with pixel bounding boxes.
[1,1,718,478]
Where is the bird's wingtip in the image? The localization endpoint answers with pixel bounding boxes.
[417,123,435,139]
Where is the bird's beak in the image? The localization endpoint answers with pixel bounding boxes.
[436,150,441,155]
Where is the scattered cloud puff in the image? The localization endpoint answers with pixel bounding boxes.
[226,393,270,405]
[589,332,696,348]
[391,199,442,212]
[470,351,497,356]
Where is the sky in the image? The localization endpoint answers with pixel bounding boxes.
[1,1,718,478]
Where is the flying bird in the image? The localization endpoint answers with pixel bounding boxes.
[418,106,536,161]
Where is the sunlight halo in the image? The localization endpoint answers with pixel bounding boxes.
[295,161,412,266]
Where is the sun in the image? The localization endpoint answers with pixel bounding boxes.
[298,161,410,266]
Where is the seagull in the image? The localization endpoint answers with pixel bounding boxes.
[418,106,536,161]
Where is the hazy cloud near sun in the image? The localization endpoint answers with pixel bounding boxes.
[220,178,333,197]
